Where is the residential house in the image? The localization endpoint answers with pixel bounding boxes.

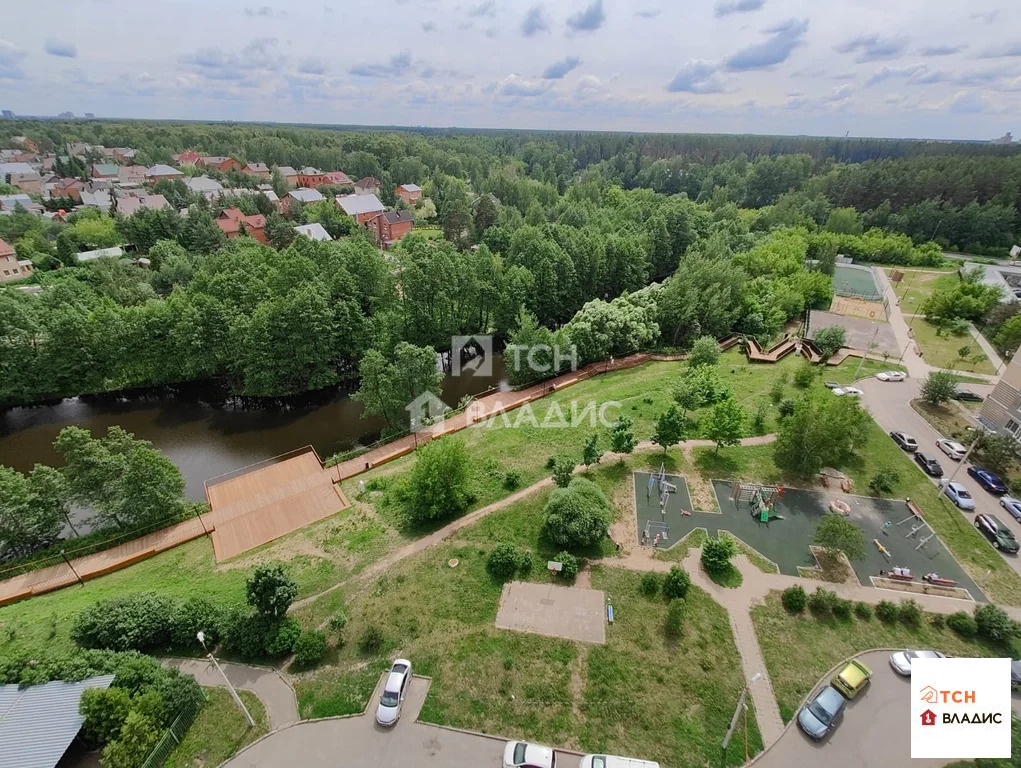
[67,142,105,159]
[145,164,185,180]
[1,162,42,193]
[286,188,326,208]
[215,207,268,244]
[117,166,148,185]
[297,167,330,188]
[76,246,124,263]
[354,177,381,196]
[395,183,422,206]
[337,193,385,224]
[0,193,43,214]
[10,136,39,153]
[367,210,414,249]
[259,189,280,209]
[116,194,170,217]
[51,177,85,202]
[0,238,33,283]
[275,166,299,188]
[245,162,271,180]
[199,156,243,173]
[174,151,201,166]
[79,188,113,212]
[91,163,120,180]
[325,170,353,186]
[293,222,332,241]
[979,349,1021,442]
[184,176,224,199]
[109,147,137,163]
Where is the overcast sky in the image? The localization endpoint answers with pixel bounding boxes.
[2,0,1019,140]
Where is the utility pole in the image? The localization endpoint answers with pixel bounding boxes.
[197,631,255,727]
[854,325,881,379]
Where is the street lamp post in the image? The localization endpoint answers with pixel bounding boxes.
[197,631,255,727]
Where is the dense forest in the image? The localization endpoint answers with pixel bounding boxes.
[0,120,1018,411]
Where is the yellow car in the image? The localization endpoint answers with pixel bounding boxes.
[832,659,872,699]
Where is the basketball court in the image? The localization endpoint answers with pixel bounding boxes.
[633,469,694,550]
[829,295,888,321]
[204,448,349,561]
[495,580,606,644]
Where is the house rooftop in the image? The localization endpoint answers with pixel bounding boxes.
[288,188,325,203]
[1,162,37,176]
[277,166,298,176]
[146,164,182,177]
[337,193,385,215]
[76,246,124,262]
[299,166,323,175]
[184,176,223,192]
[398,183,422,192]
[356,176,381,187]
[0,193,38,211]
[382,209,415,224]
[294,222,332,241]
[246,162,269,173]
[117,194,170,217]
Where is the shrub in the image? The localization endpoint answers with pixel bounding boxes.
[769,378,785,404]
[223,615,300,659]
[875,600,900,623]
[930,614,946,630]
[793,364,815,388]
[665,598,685,637]
[781,585,806,614]
[328,611,347,631]
[170,596,228,648]
[358,625,385,655]
[264,617,301,657]
[662,566,691,599]
[80,687,132,744]
[777,398,796,417]
[71,592,176,652]
[518,552,533,575]
[404,438,473,523]
[974,604,1015,643]
[546,455,557,470]
[246,564,298,618]
[700,536,736,575]
[899,599,922,627]
[869,468,900,495]
[854,602,873,620]
[487,543,522,580]
[947,611,978,637]
[751,402,768,433]
[542,477,612,550]
[640,573,660,597]
[832,597,853,620]
[502,471,521,491]
[292,630,327,668]
[807,587,836,616]
[551,455,576,488]
[554,551,579,580]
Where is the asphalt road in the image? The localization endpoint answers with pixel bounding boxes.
[857,377,1021,582]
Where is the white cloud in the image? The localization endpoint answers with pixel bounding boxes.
[495,74,551,97]
[44,39,77,58]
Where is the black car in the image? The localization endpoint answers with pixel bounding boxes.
[953,390,984,403]
[890,431,918,452]
[914,452,943,477]
[975,514,1020,553]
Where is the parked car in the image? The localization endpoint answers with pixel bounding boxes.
[943,482,976,510]
[1012,660,1021,687]
[968,466,1009,495]
[876,371,906,382]
[832,659,873,698]
[579,756,660,768]
[975,514,1020,553]
[375,659,413,726]
[833,386,864,397]
[504,742,557,768]
[1000,496,1021,522]
[936,439,968,461]
[889,431,918,452]
[797,685,846,740]
[953,390,984,403]
[823,380,841,389]
[889,650,946,676]
[913,452,944,477]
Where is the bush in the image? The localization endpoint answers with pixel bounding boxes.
[404,438,473,523]
[781,585,806,614]
[665,598,685,637]
[947,611,978,637]
[974,604,1015,643]
[542,477,612,550]
[854,602,873,620]
[807,587,836,616]
[487,543,522,580]
[662,566,691,599]
[328,611,347,631]
[793,365,815,388]
[518,552,533,575]
[875,600,900,623]
[899,599,922,627]
[246,564,298,618]
[777,398,796,417]
[640,573,660,597]
[869,468,900,495]
[551,455,576,488]
[264,618,301,656]
[700,536,736,575]
[71,592,176,652]
[769,378,785,404]
[832,597,853,620]
[292,630,327,668]
[546,455,557,470]
[554,551,579,580]
[170,596,229,648]
[80,687,132,744]
[223,615,300,659]
[930,613,946,629]
[358,625,385,655]
[503,470,521,491]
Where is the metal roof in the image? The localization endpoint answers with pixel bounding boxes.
[337,193,384,215]
[294,222,332,241]
[288,188,325,203]
[0,674,115,768]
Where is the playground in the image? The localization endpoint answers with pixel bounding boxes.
[833,263,883,300]
[633,476,983,599]
[633,470,695,550]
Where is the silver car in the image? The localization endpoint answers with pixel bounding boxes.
[889,649,945,676]
[375,659,412,726]
[936,439,967,461]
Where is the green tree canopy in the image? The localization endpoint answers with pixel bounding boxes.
[542,477,612,550]
[402,438,472,524]
[773,393,871,476]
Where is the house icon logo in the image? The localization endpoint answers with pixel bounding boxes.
[451,335,493,377]
[920,709,937,726]
[920,685,938,704]
[406,392,447,433]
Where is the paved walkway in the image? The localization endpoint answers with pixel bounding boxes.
[968,322,1005,370]
[163,657,299,729]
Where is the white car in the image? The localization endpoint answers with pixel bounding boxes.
[877,371,906,382]
[936,439,967,461]
[889,649,946,676]
[833,386,864,397]
[504,741,557,768]
[375,659,412,726]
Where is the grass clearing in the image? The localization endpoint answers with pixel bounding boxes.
[752,592,1013,723]
[910,320,996,374]
[165,688,269,768]
[911,399,980,441]
[884,269,959,309]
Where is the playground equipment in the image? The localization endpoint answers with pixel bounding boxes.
[642,520,670,547]
[874,538,891,559]
[829,499,851,516]
[732,483,785,523]
[894,502,940,555]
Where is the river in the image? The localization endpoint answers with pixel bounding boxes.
[0,355,508,501]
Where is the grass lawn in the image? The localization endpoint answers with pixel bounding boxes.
[910,320,996,374]
[911,398,980,442]
[884,269,959,309]
[165,688,269,768]
[752,592,1014,723]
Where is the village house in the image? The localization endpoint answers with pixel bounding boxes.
[0,238,33,283]
[199,156,243,173]
[173,151,201,166]
[297,167,330,188]
[79,188,113,212]
[76,246,124,263]
[354,177,381,196]
[184,176,224,199]
[10,136,39,153]
[145,164,185,181]
[91,163,120,180]
[1,162,43,194]
[215,207,268,243]
[116,194,170,217]
[109,147,137,163]
[245,162,271,180]
[367,210,415,249]
[0,193,43,214]
[67,142,105,160]
[325,170,353,186]
[117,166,148,185]
[51,177,85,202]
[395,183,422,206]
[285,188,326,210]
[293,222,332,241]
[275,166,299,188]
[337,193,385,224]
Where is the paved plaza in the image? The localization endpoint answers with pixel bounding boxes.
[494,580,606,644]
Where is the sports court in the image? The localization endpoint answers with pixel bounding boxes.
[807,310,900,358]
[833,263,882,300]
[495,581,606,644]
[633,470,695,550]
[204,447,349,561]
[829,295,888,321]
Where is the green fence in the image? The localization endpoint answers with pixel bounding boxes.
[139,696,204,768]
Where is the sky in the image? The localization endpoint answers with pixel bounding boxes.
[1,0,1019,140]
